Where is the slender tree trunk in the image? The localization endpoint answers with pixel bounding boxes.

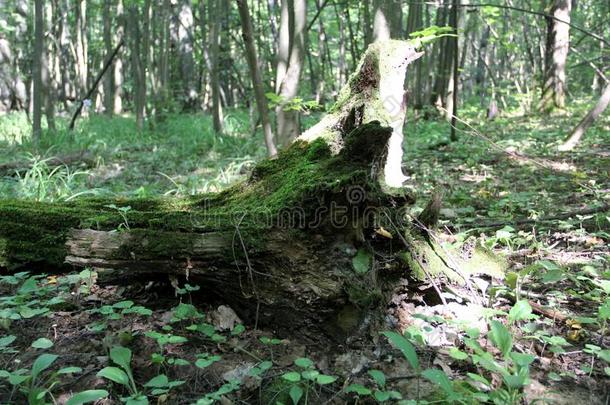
[32,0,43,142]
[447,0,460,141]
[275,0,307,145]
[177,0,198,110]
[372,0,401,42]
[75,0,88,100]
[540,0,572,113]
[237,0,277,157]
[113,1,124,114]
[44,2,56,131]
[406,0,424,110]
[559,81,610,151]
[102,0,113,115]
[363,0,373,46]
[209,0,224,132]
[128,4,146,130]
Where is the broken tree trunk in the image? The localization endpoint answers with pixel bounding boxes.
[0,40,504,341]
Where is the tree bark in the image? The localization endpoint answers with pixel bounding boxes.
[237,0,278,157]
[540,0,572,113]
[275,0,307,146]
[372,0,401,42]
[32,0,43,142]
[177,0,198,110]
[0,40,504,340]
[113,0,124,115]
[128,3,147,131]
[209,0,224,132]
[102,0,113,115]
[74,0,88,101]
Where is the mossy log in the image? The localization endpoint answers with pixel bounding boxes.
[0,41,504,340]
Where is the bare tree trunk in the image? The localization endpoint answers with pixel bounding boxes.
[275,0,307,146]
[74,0,88,100]
[113,0,124,115]
[103,0,113,115]
[406,0,424,110]
[128,4,146,130]
[237,0,277,157]
[32,0,43,142]
[210,0,224,132]
[177,0,198,110]
[540,0,572,113]
[372,0,401,42]
[559,81,610,151]
[446,0,460,141]
[43,1,55,131]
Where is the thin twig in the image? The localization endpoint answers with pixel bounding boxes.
[232,214,261,330]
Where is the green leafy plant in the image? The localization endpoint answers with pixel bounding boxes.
[97,346,184,404]
[104,204,132,230]
[144,331,189,368]
[88,300,151,332]
[345,369,402,402]
[276,357,337,404]
[0,340,83,405]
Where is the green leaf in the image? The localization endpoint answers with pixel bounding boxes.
[125,395,149,405]
[488,320,512,357]
[31,353,58,382]
[97,367,130,386]
[112,300,134,309]
[144,374,169,388]
[18,277,38,294]
[195,355,221,369]
[508,300,533,324]
[31,338,53,349]
[510,352,535,367]
[316,374,337,385]
[282,371,301,382]
[301,370,319,380]
[368,369,386,387]
[448,347,468,360]
[374,390,391,402]
[294,357,314,368]
[345,384,372,395]
[422,369,454,395]
[352,249,372,274]
[65,390,109,405]
[110,346,132,372]
[542,269,565,284]
[231,324,245,336]
[289,384,303,405]
[0,335,16,348]
[57,366,82,374]
[381,331,419,370]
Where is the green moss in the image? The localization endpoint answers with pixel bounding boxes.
[1,125,394,270]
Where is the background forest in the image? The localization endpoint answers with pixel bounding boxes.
[0,0,608,404]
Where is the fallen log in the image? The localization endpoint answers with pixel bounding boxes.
[0,40,505,341]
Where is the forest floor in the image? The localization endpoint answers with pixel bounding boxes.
[0,104,608,404]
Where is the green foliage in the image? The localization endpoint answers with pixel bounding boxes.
[97,345,184,404]
[0,350,82,405]
[352,248,372,274]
